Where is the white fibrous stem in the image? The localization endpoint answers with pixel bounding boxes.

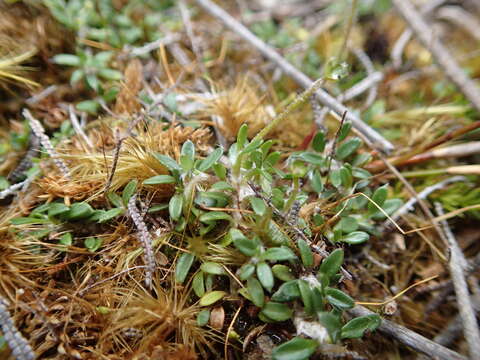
[0,296,36,360]
[23,109,71,179]
[128,195,156,289]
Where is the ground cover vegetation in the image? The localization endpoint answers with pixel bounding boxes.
[0,0,479,359]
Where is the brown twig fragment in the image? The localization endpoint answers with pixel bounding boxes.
[348,305,467,360]
[194,0,395,154]
[434,203,480,360]
[0,296,36,360]
[392,0,480,112]
[128,194,156,290]
[23,109,71,179]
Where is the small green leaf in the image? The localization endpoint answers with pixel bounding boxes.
[199,290,226,306]
[271,280,300,302]
[84,237,102,252]
[341,314,381,339]
[342,231,369,245]
[148,204,168,213]
[338,121,352,142]
[298,280,314,315]
[169,194,183,221]
[76,100,99,114]
[10,217,51,225]
[318,311,342,343]
[197,309,210,326]
[272,264,295,281]
[249,197,266,216]
[368,184,388,213]
[86,74,99,92]
[310,170,323,193]
[336,137,362,160]
[59,233,72,246]
[271,337,318,360]
[48,203,70,217]
[325,287,355,310]
[211,181,234,191]
[297,239,313,267]
[64,202,94,220]
[192,271,205,297]
[329,169,342,188]
[237,124,248,150]
[260,301,293,322]
[53,54,81,66]
[199,211,232,223]
[175,252,195,284]
[154,153,182,172]
[231,229,259,257]
[239,263,256,281]
[335,216,358,233]
[340,166,353,188]
[296,152,324,166]
[143,175,176,185]
[247,277,265,307]
[197,147,223,172]
[261,247,297,262]
[122,179,138,206]
[256,262,274,292]
[319,249,344,280]
[98,208,124,223]
[370,198,403,220]
[200,262,225,275]
[180,140,195,171]
[107,192,123,208]
[98,68,123,80]
[312,132,326,152]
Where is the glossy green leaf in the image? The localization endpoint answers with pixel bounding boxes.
[342,231,369,245]
[368,184,388,213]
[256,262,274,292]
[154,153,182,172]
[249,197,266,216]
[84,237,102,252]
[318,311,342,343]
[341,314,381,339]
[338,121,352,142]
[296,152,324,165]
[48,203,70,217]
[199,211,232,223]
[175,252,195,284]
[231,229,259,257]
[271,337,318,360]
[180,140,195,171]
[319,249,344,280]
[297,239,313,267]
[261,247,297,262]
[199,290,226,306]
[329,169,342,188]
[76,100,99,114]
[272,280,300,302]
[260,301,293,322]
[336,137,361,160]
[238,263,256,281]
[298,280,314,315]
[192,271,205,297]
[98,208,124,223]
[272,264,295,281]
[237,124,248,150]
[53,54,81,66]
[325,287,355,310]
[197,147,223,172]
[312,132,326,152]
[143,175,176,185]
[340,166,353,188]
[122,179,138,206]
[200,262,225,275]
[98,68,123,80]
[197,309,210,326]
[64,202,94,220]
[169,194,183,221]
[310,170,323,193]
[247,277,265,307]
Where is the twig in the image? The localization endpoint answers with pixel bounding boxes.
[23,109,71,179]
[194,0,395,154]
[392,0,480,112]
[25,85,57,106]
[0,296,36,360]
[436,6,480,42]
[348,305,467,360]
[127,34,181,57]
[128,195,156,290]
[68,105,93,149]
[434,202,480,360]
[350,47,379,110]
[381,176,466,231]
[390,0,445,69]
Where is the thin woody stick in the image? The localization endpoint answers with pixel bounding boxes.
[194,0,395,154]
[392,0,480,112]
